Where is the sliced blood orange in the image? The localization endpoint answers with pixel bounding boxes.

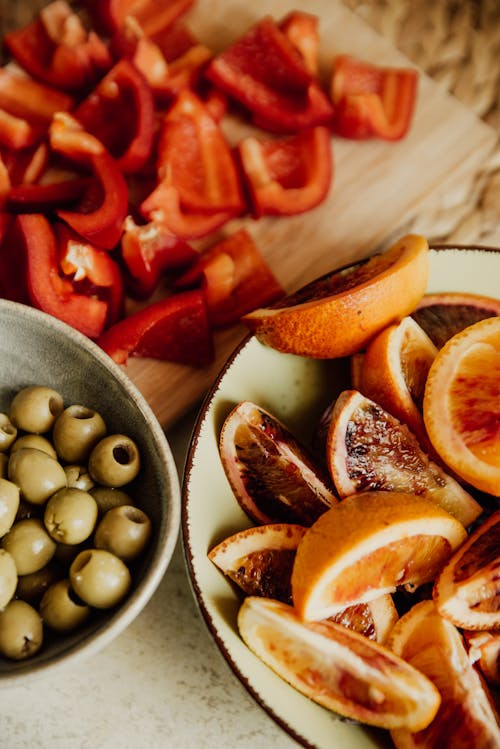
[388,600,500,749]
[464,630,500,687]
[242,234,429,358]
[412,291,500,348]
[325,390,482,528]
[433,507,500,630]
[423,316,500,496]
[358,316,437,451]
[209,522,398,641]
[291,491,467,622]
[219,401,337,526]
[238,596,441,731]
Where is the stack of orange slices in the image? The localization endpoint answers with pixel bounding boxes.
[209,234,500,742]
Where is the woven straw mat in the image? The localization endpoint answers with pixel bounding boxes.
[1,0,499,247]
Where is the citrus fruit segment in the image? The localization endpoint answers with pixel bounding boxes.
[238,596,441,731]
[464,630,500,687]
[208,523,306,604]
[325,390,482,528]
[423,316,500,496]
[219,401,337,525]
[388,600,500,749]
[291,491,467,622]
[412,291,500,348]
[358,316,437,450]
[242,234,429,358]
[433,507,500,630]
[209,522,398,641]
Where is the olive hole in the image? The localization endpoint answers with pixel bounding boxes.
[125,508,146,524]
[72,550,92,573]
[113,445,133,465]
[49,397,64,418]
[1,424,15,435]
[73,407,94,420]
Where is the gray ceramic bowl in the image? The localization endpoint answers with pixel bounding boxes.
[0,299,180,684]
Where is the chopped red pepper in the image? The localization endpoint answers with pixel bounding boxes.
[49,113,129,249]
[83,0,195,38]
[3,214,109,338]
[0,68,74,126]
[0,142,49,187]
[4,1,112,92]
[175,228,285,327]
[6,178,90,212]
[96,288,213,366]
[205,16,334,133]
[74,60,155,175]
[279,11,319,77]
[330,55,418,141]
[236,126,333,218]
[121,215,197,298]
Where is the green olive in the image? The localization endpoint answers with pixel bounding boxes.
[90,486,135,515]
[70,549,131,609]
[16,562,63,606]
[0,549,17,610]
[10,434,57,459]
[64,465,95,492]
[94,506,152,561]
[88,435,141,487]
[2,518,57,575]
[40,579,90,633]
[9,386,64,434]
[44,488,98,545]
[0,599,43,659]
[8,447,67,505]
[0,414,17,452]
[53,405,107,464]
[0,478,20,538]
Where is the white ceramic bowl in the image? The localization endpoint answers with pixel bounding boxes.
[0,299,180,685]
[183,245,499,749]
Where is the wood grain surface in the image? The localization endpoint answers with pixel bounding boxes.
[0,0,497,428]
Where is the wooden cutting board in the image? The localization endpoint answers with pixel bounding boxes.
[125,0,496,429]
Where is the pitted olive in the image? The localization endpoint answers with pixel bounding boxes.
[53,405,107,463]
[0,599,43,659]
[0,414,17,452]
[94,506,152,561]
[44,488,98,545]
[10,434,57,459]
[0,478,20,538]
[2,519,57,575]
[0,549,17,610]
[9,386,64,434]
[40,579,90,632]
[70,549,131,609]
[88,435,140,487]
[90,487,134,515]
[8,447,67,505]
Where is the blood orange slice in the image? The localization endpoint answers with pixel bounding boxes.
[219,401,337,525]
[209,522,398,641]
[242,234,429,358]
[238,596,441,731]
[433,507,500,630]
[325,390,482,528]
[291,491,467,622]
[388,599,500,748]
[412,291,500,348]
[423,316,500,496]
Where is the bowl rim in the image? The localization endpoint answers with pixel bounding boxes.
[181,243,500,749]
[0,299,181,686]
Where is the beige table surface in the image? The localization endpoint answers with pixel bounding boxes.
[0,2,499,748]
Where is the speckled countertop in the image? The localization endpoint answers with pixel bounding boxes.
[2,410,298,749]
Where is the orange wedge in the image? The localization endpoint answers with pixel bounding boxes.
[238,596,441,731]
[388,600,500,748]
[325,390,482,528]
[358,316,437,450]
[464,630,500,687]
[433,507,500,630]
[209,522,398,642]
[219,401,336,526]
[242,234,429,358]
[423,316,500,496]
[412,291,500,348]
[291,491,467,621]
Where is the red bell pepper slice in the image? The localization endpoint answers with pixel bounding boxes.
[205,16,333,133]
[83,0,195,38]
[279,11,319,77]
[96,289,213,367]
[4,1,112,92]
[74,60,155,175]
[175,228,285,327]
[6,178,90,212]
[121,216,197,298]
[236,126,333,218]
[156,89,244,215]
[0,110,40,151]
[5,214,108,338]
[0,68,74,126]
[50,113,129,249]
[0,142,49,187]
[330,55,418,141]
